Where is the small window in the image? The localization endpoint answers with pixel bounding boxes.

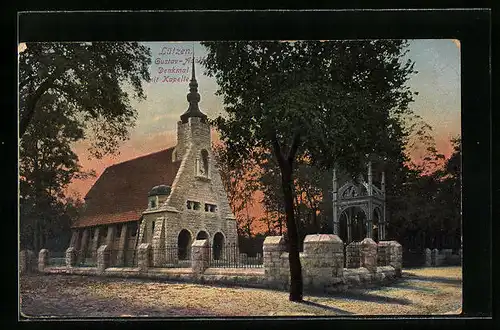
[116,224,122,237]
[193,202,201,211]
[150,199,156,208]
[187,201,192,210]
[204,203,217,213]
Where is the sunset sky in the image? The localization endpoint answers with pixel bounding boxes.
[66,39,461,201]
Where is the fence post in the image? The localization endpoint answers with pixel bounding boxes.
[38,249,49,272]
[425,248,432,267]
[66,247,77,267]
[388,241,403,277]
[191,239,210,274]
[97,245,110,274]
[20,250,36,274]
[360,238,378,273]
[301,234,344,290]
[431,248,438,266]
[137,243,151,272]
[263,236,287,287]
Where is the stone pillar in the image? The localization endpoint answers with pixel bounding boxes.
[69,230,79,247]
[66,247,77,267]
[301,234,344,290]
[263,236,287,285]
[425,248,432,267]
[388,241,403,276]
[442,249,453,264]
[20,250,36,274]
[360,238,377,273]
[431,248,438,266]
[38,249,49,272]
[73,229,82,252]
[78,228,90,263]
[105,226,116,247]
[191,239,210,274]
[116,223,128,267]
[91,227,101,259]
[377,241,391,266]
[19,250,27,274]
[97,245,110,274]
[347,211,352,244]
[137,243,151,272]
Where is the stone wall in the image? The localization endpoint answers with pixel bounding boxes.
[39,234,403,294]
[424,248,461,267]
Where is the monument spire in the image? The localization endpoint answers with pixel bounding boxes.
[180,43,207,124]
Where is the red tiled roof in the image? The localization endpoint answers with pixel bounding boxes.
[72,147,181,228]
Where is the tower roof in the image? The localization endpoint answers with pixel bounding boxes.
[180,49,208,124]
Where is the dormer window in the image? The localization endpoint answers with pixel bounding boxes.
[150,199,157,209]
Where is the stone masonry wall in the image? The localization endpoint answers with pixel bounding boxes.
[377,241,391,266]
[43,235,404,294]
[300,234,344,291]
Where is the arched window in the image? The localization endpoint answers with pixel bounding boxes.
[200,149,209,176]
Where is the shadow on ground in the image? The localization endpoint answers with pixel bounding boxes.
[325,290,413,305]
[299,300,355,315]
[404,274,462,285]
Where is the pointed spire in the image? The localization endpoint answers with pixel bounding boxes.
[180,43,207,124]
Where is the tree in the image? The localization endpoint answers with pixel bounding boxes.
[19,41,151,251]
[19,41,151,158]
[202,40,417,301]
[19,92,94,252]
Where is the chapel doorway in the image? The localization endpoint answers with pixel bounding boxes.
[212,232,224,260]
[178,229,192,260]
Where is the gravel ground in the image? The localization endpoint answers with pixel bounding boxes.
[19,267,462,318]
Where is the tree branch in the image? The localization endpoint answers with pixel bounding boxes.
[270,131,286,170]
[287,133,301,164]
[19,76,56,136]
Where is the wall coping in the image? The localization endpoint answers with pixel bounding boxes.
[304,234,342,244]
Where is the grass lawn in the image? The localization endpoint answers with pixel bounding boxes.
[20,266,462,318]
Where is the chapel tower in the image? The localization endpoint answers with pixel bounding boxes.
[174,54,211,164]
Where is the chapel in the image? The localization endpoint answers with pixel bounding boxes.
[68,57,238,266]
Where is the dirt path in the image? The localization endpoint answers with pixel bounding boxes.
[20,267,462,318]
